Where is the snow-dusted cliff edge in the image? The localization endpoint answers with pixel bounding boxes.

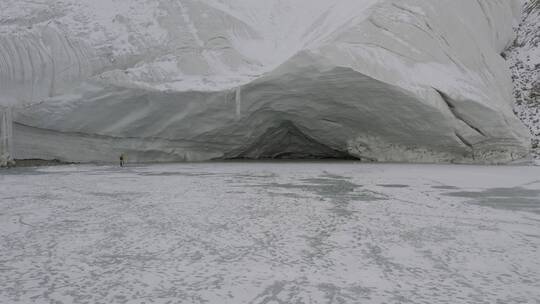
[0,0,531,164]
[505,0,540,159]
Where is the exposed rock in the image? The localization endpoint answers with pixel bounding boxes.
[504,0,540,159]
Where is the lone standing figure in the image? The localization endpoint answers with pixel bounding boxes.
[120,153,126,167]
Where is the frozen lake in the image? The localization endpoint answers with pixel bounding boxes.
[1,162,540,304]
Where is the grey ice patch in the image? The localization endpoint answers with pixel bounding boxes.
[377,184,409,188]
[138,171,216,177]
[474,197,540,214]
[445,187,540,198]
[444,187,540,214]
[432,185,459,190]
[258,176,383,203]
[0,167,64,176]
[300,178,360,197]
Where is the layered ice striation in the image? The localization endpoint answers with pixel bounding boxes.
[0,0,532,164]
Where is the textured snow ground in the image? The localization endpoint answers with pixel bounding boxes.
[1,163,540,304]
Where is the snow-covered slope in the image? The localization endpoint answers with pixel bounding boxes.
[0,0,531,164]
[504,0,540,159]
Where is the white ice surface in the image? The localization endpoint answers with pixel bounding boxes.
[1,163,539,303]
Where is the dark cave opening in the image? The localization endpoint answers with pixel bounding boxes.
[228,121,357,160]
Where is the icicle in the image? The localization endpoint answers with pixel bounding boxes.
[0,107,14,167]
[235,86,242,119]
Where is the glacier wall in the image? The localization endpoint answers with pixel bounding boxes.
[0,0,531,164]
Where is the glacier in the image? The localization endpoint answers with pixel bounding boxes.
[0,0,532,164]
